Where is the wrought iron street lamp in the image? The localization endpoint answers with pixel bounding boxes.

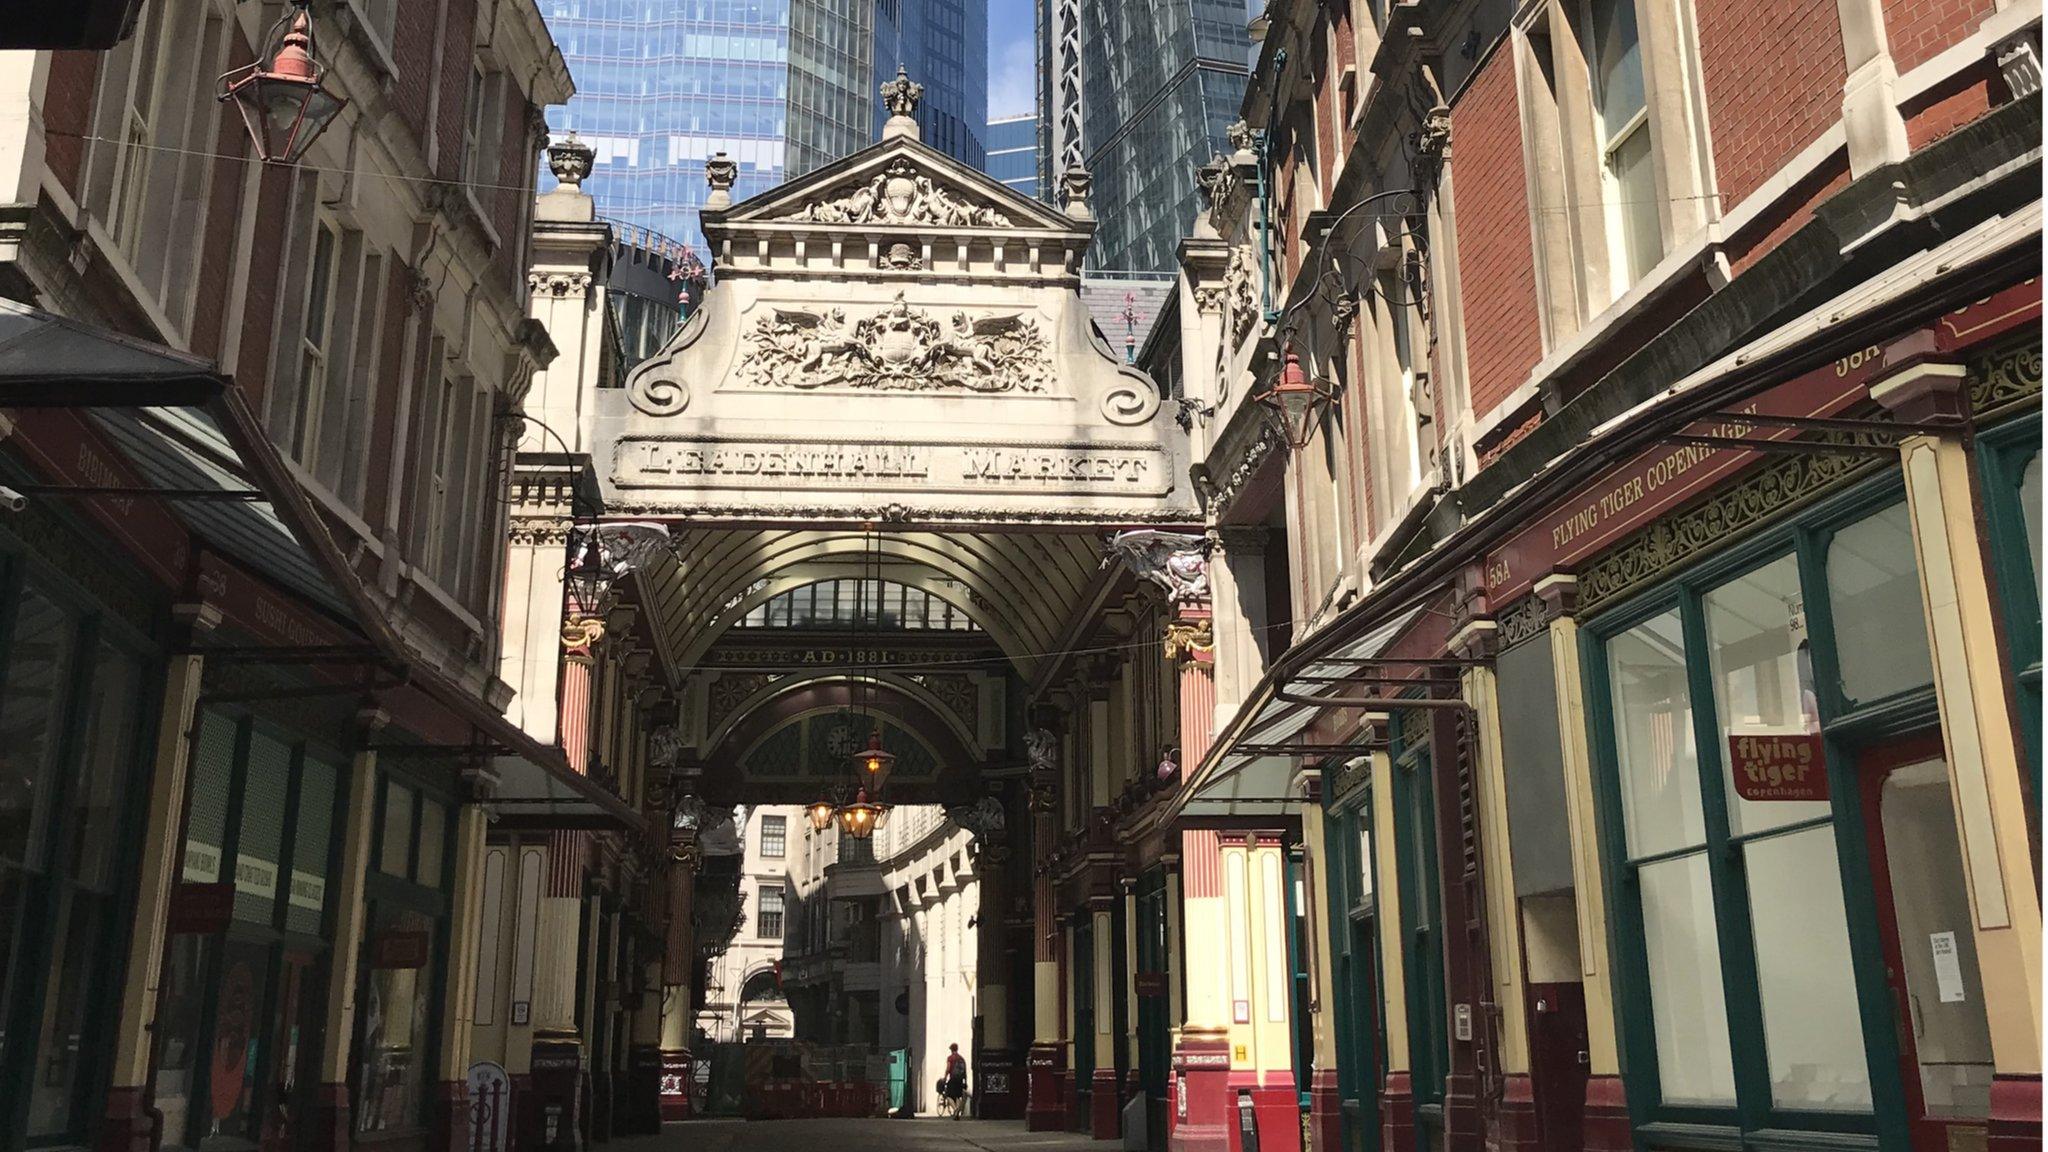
[1258,347,1336,452]
[854,729,896,796]
[836,788,889,840]
[218,3,346,166]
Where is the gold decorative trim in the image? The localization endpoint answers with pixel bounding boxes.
[1162,619,1214,661]
[1968,338,2042,422]
[1579,442,1884,613]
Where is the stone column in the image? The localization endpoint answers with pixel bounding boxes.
[1205,528,1268,733]
[1449,611,1539,1152]
[1365,726,1415,1151]
[1089,900,1120,1139]
[100,604,216,1152]
[431,774,496,1151]
[658,839,700,1121]
[309,707,389,1149]
[1874,350,2042,1146]
[1026,731,1068,1131]
[1170,829,1229,1152]
[1540,578,1629,1148]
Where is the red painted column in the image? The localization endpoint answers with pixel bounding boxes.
[1989,1075,2043,1151]
[1169,1029,1232,1152]
[1582,1074,1631,1150]
[1381,1070,1416,1150]
[1306,1067,1341,1152]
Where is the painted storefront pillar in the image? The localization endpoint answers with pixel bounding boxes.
[1368,741,1416,1150]
[309,710,387,1148]
[1452,618,1540,1150]
[1298,801,1343,1152]
[1541,585,1629,1149]
[1874,353,2043,1144]
[622,958,665,1134]
[1028,739,1068,1132]
[658,839,699,1121]
[430,794,493,1151]
[1171,828,1231,1152]
[1090,903,1120,1139]
[100,606,215,1151]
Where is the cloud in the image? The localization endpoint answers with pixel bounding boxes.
[988,34,1035,119]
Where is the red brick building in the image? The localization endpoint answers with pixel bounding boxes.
[1171,0,2041,1148]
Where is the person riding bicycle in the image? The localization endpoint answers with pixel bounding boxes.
[941,1044,968,1119]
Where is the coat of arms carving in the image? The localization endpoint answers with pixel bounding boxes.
[784,159,1014,227]
[739,292,1054,393]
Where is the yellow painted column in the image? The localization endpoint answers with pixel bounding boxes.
[1545,598,1621,1079]
[435,796,492,1133]
[1368,746,1409,1077]
[317,708,386,1135]
[1452,622,1531,1079]
[1877,360,2042,1082]
[102,611,212,1146]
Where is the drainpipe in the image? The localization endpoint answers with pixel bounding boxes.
[1256,47,1288,326]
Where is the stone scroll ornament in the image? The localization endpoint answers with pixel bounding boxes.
[783,158,1014,228]
[738,292,1053,393]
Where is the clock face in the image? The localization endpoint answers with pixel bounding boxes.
[825,725,860,757]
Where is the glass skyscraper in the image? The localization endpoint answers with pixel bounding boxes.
[1039,0,1251,272]
[985,113,1039,199]
[542,0,987,254]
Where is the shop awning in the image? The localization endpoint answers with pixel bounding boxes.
[0,299,644,833]
[1170,603,1427,819]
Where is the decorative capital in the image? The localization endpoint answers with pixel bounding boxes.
[562,615,606,653]
[547,132,595,188]
[1161,618,1215,662]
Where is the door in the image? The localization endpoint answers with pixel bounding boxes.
[1859,738,1994,1149]
[1392,718,1447,1152]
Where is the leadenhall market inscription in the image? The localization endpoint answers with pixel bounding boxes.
[614,439,1170,494]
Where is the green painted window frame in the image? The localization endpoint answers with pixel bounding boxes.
[1975,413,2041,818]
[1387,709,1448,1138]
[1321,786,1382,1152]
[1581,474,1940,1147]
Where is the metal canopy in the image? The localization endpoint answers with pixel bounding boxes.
[1176,603,1428,819]
[0,300,642,833]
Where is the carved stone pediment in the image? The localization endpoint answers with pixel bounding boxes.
[737,293,1053,394]
[779,157,1014,228]
[714,138,1076,238]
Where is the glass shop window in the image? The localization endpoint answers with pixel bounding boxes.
[1595,495,1941,1129]
[354,774,454,1136]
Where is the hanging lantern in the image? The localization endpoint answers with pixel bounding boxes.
[805,798,838,833]
[853,729,896,796]
[218,4,347,166]
[1257,346,1337,452]
[836,789,889,840]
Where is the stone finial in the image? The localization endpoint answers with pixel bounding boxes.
[1059,163,1093,221]
[547,132,594,188]
[704,151,738,210]
[880,65,923,140]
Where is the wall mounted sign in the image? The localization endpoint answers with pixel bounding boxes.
[1929,931,1967,1003]
[614,437,1172,497]
[168,881,234,934]
[1134,972,1168,997]
[1727,731,1828,802]
[372,929,430,969]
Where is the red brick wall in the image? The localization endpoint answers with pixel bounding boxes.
[1906,64,1995,147]
[363,259,415,532]
[493,95,535,292]
[189,113,250,361]
[392,1,439,146]
[1450,55,1543,421]
[42,51,98,198]
[233,166,295,415]
[1697,0,1845,215]
[1886,0,1993,74]
[435,0,481,182]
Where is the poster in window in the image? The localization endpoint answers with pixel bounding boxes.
[1727,730,1828,802]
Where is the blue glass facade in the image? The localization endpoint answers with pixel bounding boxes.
[985,113,1039,199]
[874,0,987,169]
[1041,0,1250,272]
[542,0,986,256]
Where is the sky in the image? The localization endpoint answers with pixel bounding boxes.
[988,0,1035,119]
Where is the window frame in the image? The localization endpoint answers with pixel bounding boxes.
[1976,413,2042,816]
[1582,474,1931,1142]
[759,814,787,859]
[293,217,343,466]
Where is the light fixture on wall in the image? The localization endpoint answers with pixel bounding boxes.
[218,1,346,165]
[1257,346,1336,452]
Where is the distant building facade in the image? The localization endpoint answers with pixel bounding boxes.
[986,112,1041,199]
[1038,0,1251,272]
[700,807,797,1043]
[544,0,988,255]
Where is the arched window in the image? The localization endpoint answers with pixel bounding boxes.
[735,579,980,632]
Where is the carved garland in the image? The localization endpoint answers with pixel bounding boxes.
[781,159,1015,228]
[737,294,1053,394]
[1495,593,1552,652]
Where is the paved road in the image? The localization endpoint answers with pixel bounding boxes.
[613,1118,1107,1150]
